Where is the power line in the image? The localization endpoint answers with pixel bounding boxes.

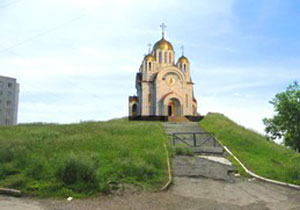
[0,44,20,56]
[0,14,86,54]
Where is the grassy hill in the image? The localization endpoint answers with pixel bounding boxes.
[0,119,169,197]
[1,114,299,198]
[200,113,300,185]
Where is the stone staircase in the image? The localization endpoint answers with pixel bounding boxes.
[162,122,233,182]
[162,121,203,136]
[167,116,191,123]
[162,122,223,155]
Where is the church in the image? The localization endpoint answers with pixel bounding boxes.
[129,24,200,121]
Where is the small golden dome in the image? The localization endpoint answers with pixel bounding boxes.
[153,38,174,51]
[144,54,155,61]
[178,56,189,63]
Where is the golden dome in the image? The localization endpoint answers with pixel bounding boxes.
[144,54,155,61]
[153,38,174,51]
[178,56,189,63]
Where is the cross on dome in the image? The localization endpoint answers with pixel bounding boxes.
[181,45,184,56]
[160,23,167,38]
[147,43,152,53]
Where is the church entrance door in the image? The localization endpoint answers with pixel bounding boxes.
[168,102,175,116]
[167,98,181,116]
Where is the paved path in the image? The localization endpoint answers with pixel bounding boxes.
[163,122,233,181]
[173,155,234,181]
[162,121,300,209]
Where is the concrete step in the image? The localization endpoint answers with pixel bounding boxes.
[192,147,223,154]
[167,116,190,123]
[162,122,203,134]
[172,156,234,182]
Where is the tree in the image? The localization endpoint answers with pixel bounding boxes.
[263,82,300,152]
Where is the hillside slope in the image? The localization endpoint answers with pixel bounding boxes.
[200,113,300,185]
[0,119,169,197]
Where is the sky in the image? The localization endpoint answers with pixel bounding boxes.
[0,0,299,135]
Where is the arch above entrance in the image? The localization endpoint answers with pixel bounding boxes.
[156,66,186,82]
[159,93,183,116]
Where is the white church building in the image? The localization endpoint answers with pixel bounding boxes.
[129,24,200,121]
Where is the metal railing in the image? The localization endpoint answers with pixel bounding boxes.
[172,131,218,147]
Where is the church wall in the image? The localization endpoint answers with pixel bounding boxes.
[137,66,195,117]
[140,82,148,116]
[182,84,194,115]
[137,88,141,115]
[141,81,156,116]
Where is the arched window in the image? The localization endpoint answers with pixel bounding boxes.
[148,62,151,70]
[164,51,167,63]
[183,64,186,72]
[148,94,151,106]
[132,104,137,116]
[169,52,172,63]
[159,51,162,63]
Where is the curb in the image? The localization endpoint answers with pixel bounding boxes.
[222,145,300,190]
[161,143,172,191]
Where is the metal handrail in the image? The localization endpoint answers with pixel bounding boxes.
[172,132,217,147]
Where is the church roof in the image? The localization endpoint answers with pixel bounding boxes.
[177,55,189,63]
[129,96,138,103]
[153,38,174,51]
[144,54,155,61]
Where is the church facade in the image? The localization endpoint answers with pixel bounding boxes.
[129,26,198,120]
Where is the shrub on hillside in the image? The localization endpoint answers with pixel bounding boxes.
[56,154,98,192]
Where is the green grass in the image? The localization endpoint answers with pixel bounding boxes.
[200,113,300,185]
[0,119,169,197]
[174,146,193,156]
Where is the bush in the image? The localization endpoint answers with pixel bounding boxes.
[56,154,98,192]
